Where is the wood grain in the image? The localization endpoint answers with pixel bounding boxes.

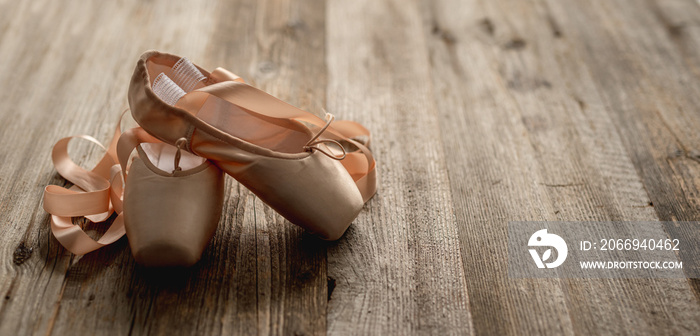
[420,0,700,334]
[325,0,473,334]
[1,0,700,335]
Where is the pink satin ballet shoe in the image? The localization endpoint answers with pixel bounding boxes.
[128,51,377,240]
[117,128,224,267]
[43,113,224,267]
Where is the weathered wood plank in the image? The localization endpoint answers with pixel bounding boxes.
[325,0,473,334]
[420,0,700,334]
[0,1,166,334]
[245,1,329,334]
[554,0,700,313]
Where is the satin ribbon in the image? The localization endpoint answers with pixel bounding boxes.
[42,113,127,255]
[303,113,347,160]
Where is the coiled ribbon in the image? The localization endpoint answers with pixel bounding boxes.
[42,114,127,255]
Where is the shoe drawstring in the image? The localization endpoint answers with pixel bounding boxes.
[174,137,188,172]
[303,113,346,160]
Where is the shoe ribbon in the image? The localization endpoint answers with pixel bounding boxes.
[303,113,347,160]
[42,112,129,255]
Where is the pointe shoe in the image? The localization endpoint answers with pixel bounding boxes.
[42,111,222,265]
[117,127,225,267]
[128,51,377,240]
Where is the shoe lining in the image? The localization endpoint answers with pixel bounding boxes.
[142,58,207,172]
[152,73,186,106]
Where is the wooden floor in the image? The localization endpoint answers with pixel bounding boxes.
[1,0,700,335]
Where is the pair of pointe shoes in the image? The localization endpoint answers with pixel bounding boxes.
[43,51,377,267]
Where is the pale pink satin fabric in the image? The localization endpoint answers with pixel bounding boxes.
[42,118,126,255]
[42,110,167,255]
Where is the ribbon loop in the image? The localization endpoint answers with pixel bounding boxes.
[303,113,347,160]
[174,137,188,171]
[42,110,130,255]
